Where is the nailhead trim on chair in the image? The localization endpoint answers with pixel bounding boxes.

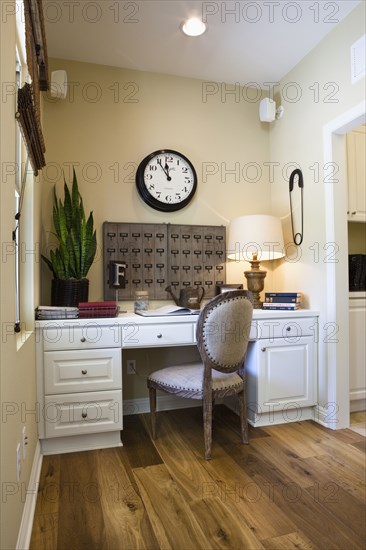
[149,378,244,392]
[148,364,244,399]
[202,294,246,370]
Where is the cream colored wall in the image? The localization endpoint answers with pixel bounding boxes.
[41,59,272,304]
[0,2,40,548]
[269,3,366,405]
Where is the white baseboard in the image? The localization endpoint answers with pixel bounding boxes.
[40,431,122,456]
[16,441,43,550]
[225,397,317,427]
[123,395,201,415]
[313,404,340,429]
[350,398,366,413]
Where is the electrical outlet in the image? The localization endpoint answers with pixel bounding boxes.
[22,426,28,459]
[16,444,21,481]
[127,359,136,375]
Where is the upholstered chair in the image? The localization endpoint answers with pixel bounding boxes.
[147,290,254,459]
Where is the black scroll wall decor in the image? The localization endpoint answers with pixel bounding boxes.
[289,169,304,246]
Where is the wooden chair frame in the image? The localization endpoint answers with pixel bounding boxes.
[148,290,254,459]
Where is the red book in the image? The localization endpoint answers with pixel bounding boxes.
[78,301,116,309]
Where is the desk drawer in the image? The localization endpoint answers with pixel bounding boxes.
[123,322,194,347]
[44,390,122,438]
[256,317,317,340]
[43,325,121,351]
[44,349,122,394]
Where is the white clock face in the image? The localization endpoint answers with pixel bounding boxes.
[143,152,195,205]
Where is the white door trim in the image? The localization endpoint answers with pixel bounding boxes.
[323,100,366,428]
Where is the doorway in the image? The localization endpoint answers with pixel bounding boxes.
[323,100,366,429]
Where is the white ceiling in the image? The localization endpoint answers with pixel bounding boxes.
[44,0,361,85]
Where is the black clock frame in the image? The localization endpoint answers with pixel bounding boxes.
[135,149,197,212]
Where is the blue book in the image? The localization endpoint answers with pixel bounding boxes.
[265,293,302,302]
[262,305,300,310]
[265,292,302,297]
[265,295,301,303]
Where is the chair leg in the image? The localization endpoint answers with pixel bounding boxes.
[149,386,157,440]
[203,394,213,460]
[238,389,249,444]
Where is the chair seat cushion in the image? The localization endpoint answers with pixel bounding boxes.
[148,363,244,399]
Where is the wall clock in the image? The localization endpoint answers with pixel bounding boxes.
[136,149,197,212]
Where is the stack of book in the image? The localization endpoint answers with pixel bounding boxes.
[78,301,119,318]
[263,293,302,310]
[36,306,79,320]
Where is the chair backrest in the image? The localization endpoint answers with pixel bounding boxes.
[196,290,254,374]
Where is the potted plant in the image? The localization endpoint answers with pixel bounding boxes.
[42,169,97,307]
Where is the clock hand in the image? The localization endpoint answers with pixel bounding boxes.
[157,159,167,175]
[157,159,171,181]
[165,159,173,182]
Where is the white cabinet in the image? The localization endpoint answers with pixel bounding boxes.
[36,323,123,455]
[349,294,366,410]
[347,127,366,222]
[246,315,318,427]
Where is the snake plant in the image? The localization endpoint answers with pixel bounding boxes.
[42,169,97,279]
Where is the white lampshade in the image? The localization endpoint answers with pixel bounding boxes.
[227,215,285,262]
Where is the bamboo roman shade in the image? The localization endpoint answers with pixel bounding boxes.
[16,0,49,174]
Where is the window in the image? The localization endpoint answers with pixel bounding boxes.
[14,3,36,338]
[14,51,22,332]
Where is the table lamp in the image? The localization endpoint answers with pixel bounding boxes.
[227,215,285,308]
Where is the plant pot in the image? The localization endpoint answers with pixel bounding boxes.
[51,278,89,307]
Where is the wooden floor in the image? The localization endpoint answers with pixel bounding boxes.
[30,406,366,550]
[350,411,366,437]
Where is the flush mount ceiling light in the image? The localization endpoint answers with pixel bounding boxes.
[181,17,207,37]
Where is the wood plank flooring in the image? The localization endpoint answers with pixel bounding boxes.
[30,406,366,550]
[350,411,366,437]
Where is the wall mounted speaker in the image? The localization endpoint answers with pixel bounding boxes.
[259,98,285,122]
[259,98,276,122]
[50,70,68,99]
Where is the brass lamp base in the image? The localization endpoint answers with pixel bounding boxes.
[244,258,267,309]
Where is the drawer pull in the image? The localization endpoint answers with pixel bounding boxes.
[157,333,163,339]
[286,327,291,332]
[81,369,87,375]
[261,347,266,352]
[81,412,87,419]
[80,337,86,343]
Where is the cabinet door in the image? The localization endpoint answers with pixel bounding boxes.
[257,336,316,412]
[349,299,366,401]
[347,130,366,222]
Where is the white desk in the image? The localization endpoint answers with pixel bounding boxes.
[36,309,318,454]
